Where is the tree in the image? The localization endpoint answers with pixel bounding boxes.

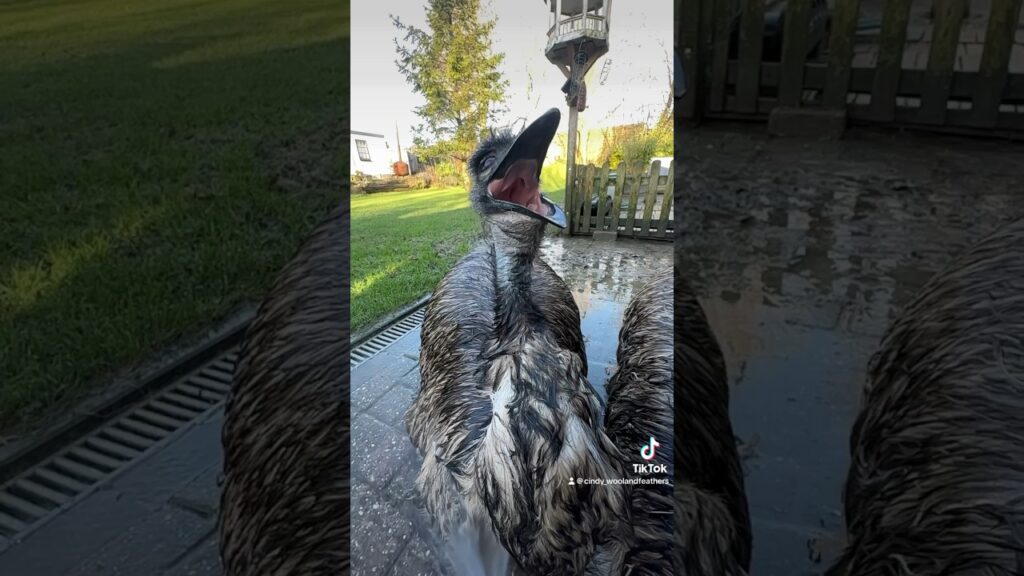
[392,0,508,175]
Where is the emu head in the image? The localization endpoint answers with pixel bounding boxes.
[468,108,567,239]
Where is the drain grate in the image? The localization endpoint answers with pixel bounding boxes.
[351,307,425,370]
[0,349,239,552]
[0,304,426,551]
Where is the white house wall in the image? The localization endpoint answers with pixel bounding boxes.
[351,133,395,177]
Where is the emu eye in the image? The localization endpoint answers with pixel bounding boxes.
[481,154,497,172]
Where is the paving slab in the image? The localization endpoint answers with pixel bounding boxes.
[351,414,419,491]
[163,535,222,576]
[351,482,416,576]
[65,505,214,576]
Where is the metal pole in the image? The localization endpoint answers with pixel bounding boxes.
[565,103,578,233]
[395,122,403,164]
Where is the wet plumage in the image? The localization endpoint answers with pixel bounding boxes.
[406,111,625,575]
[675,266,752,575]
[603,269,675,575]
[828,218,1024,576]
[219,204,347,575]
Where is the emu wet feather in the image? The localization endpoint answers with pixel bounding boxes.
[408,115,625,575]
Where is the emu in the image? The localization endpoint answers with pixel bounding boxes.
[828,218,1024,576]
[675,268,752,575]
[406,108,625,575]
[218,204,347,576]
[603,268,675,575]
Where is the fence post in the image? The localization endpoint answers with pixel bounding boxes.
[565,162,575,233]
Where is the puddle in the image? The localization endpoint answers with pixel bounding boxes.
[542,235,674,396]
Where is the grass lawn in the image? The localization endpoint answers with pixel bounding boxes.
[351,183,566,333]
[0,0,347,428]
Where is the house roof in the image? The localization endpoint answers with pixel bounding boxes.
[351,130,386,138]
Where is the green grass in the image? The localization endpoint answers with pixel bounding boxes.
[0,0,348,428]
[351,187,478,332]
[351,177,566,333]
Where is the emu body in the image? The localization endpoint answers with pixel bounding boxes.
[828,218,1024,576]
[604,269,675,575]
[407,109,624,575]
[218,204,347,575]
[675,271,752,575]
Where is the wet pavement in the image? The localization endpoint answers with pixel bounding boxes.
[350,235,673,576]
[0,410,223,575]
[681,123,1024,575]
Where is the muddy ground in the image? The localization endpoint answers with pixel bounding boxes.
[680,122,1024,575]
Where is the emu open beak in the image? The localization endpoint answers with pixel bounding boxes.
[486,108,567,229]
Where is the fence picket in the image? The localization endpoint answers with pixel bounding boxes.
[624,165,641,236]
[640,162,661,237]
[657,161,674,236]
[971,0,1023,127]
[595,162,610,231]
[680,0,701,119]
[823,0,862,108]
[608,162,627,234]
[709,0,734,111]
[870,0,913,122]
[920,0,969,124]
[580,164,594,234]
[779,0,813,107]
[572,166,584,234]
[736,0,766,113]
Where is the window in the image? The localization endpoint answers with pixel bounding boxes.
[356,139,371,162]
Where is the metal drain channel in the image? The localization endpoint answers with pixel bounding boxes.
[0,304,425,551]
[0,349,239,552]
[350,307,425,370]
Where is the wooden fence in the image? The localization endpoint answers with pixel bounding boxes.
[566,160,674,241]
[679,0,1024,134]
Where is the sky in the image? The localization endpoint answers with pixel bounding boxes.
[350,0,674,158]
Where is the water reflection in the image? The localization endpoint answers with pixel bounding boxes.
[542,235,673,398]
[680,126,1024,575]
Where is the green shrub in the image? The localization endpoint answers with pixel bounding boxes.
[429,161,467,188]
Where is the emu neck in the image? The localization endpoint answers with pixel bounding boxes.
[485,219,544,346]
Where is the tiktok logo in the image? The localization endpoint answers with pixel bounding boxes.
[640,436,660,461]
